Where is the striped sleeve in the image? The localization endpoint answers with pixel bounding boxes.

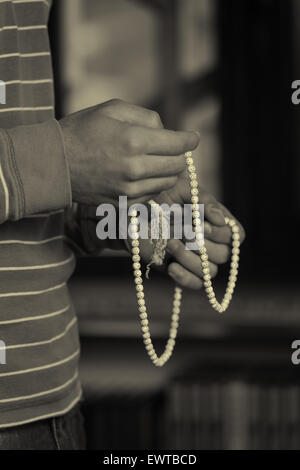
[0,119,72,223]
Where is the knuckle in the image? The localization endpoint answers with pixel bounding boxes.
[125,160,144,181]
[107,98,123,107]
[122,126,142,154]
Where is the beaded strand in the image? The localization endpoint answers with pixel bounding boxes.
[130,151,240,367]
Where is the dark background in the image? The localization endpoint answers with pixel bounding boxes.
[48,0,300,450]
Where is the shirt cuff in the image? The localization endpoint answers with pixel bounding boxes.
[4,119,72,219]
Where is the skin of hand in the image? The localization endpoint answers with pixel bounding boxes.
[74,99,245,290]
[153,179,246,289]
[59,99,199,206]
[82,188,245,291]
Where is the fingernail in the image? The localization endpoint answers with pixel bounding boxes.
[204,221,212,234]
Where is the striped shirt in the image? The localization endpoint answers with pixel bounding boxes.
[0,0,82,428]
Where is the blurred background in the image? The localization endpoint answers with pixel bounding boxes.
[48,0,300,450]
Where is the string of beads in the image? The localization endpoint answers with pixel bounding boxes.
[130,151,240,367]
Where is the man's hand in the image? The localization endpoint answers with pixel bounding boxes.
[59,99,199,206]
[153,180,246,290]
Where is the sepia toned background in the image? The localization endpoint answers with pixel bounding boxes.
[48,0,300,450]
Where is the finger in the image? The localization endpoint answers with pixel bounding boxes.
[205,203,226,226]
[168,262,203,290]
[123,176,178,199]
[101,99,164,129]
[204,205,245,244]
[218,202,246,244]
[204,239,231,264]
[204,221,232,245]
[130,126,200,156]
[166,239,218,278]
[125,155,186,181]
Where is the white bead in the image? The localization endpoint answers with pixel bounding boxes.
[191,196,199,204]
[130,209,138,217]
[188,165,196,173]
[130,225,138,233]
[133,262,141,270]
